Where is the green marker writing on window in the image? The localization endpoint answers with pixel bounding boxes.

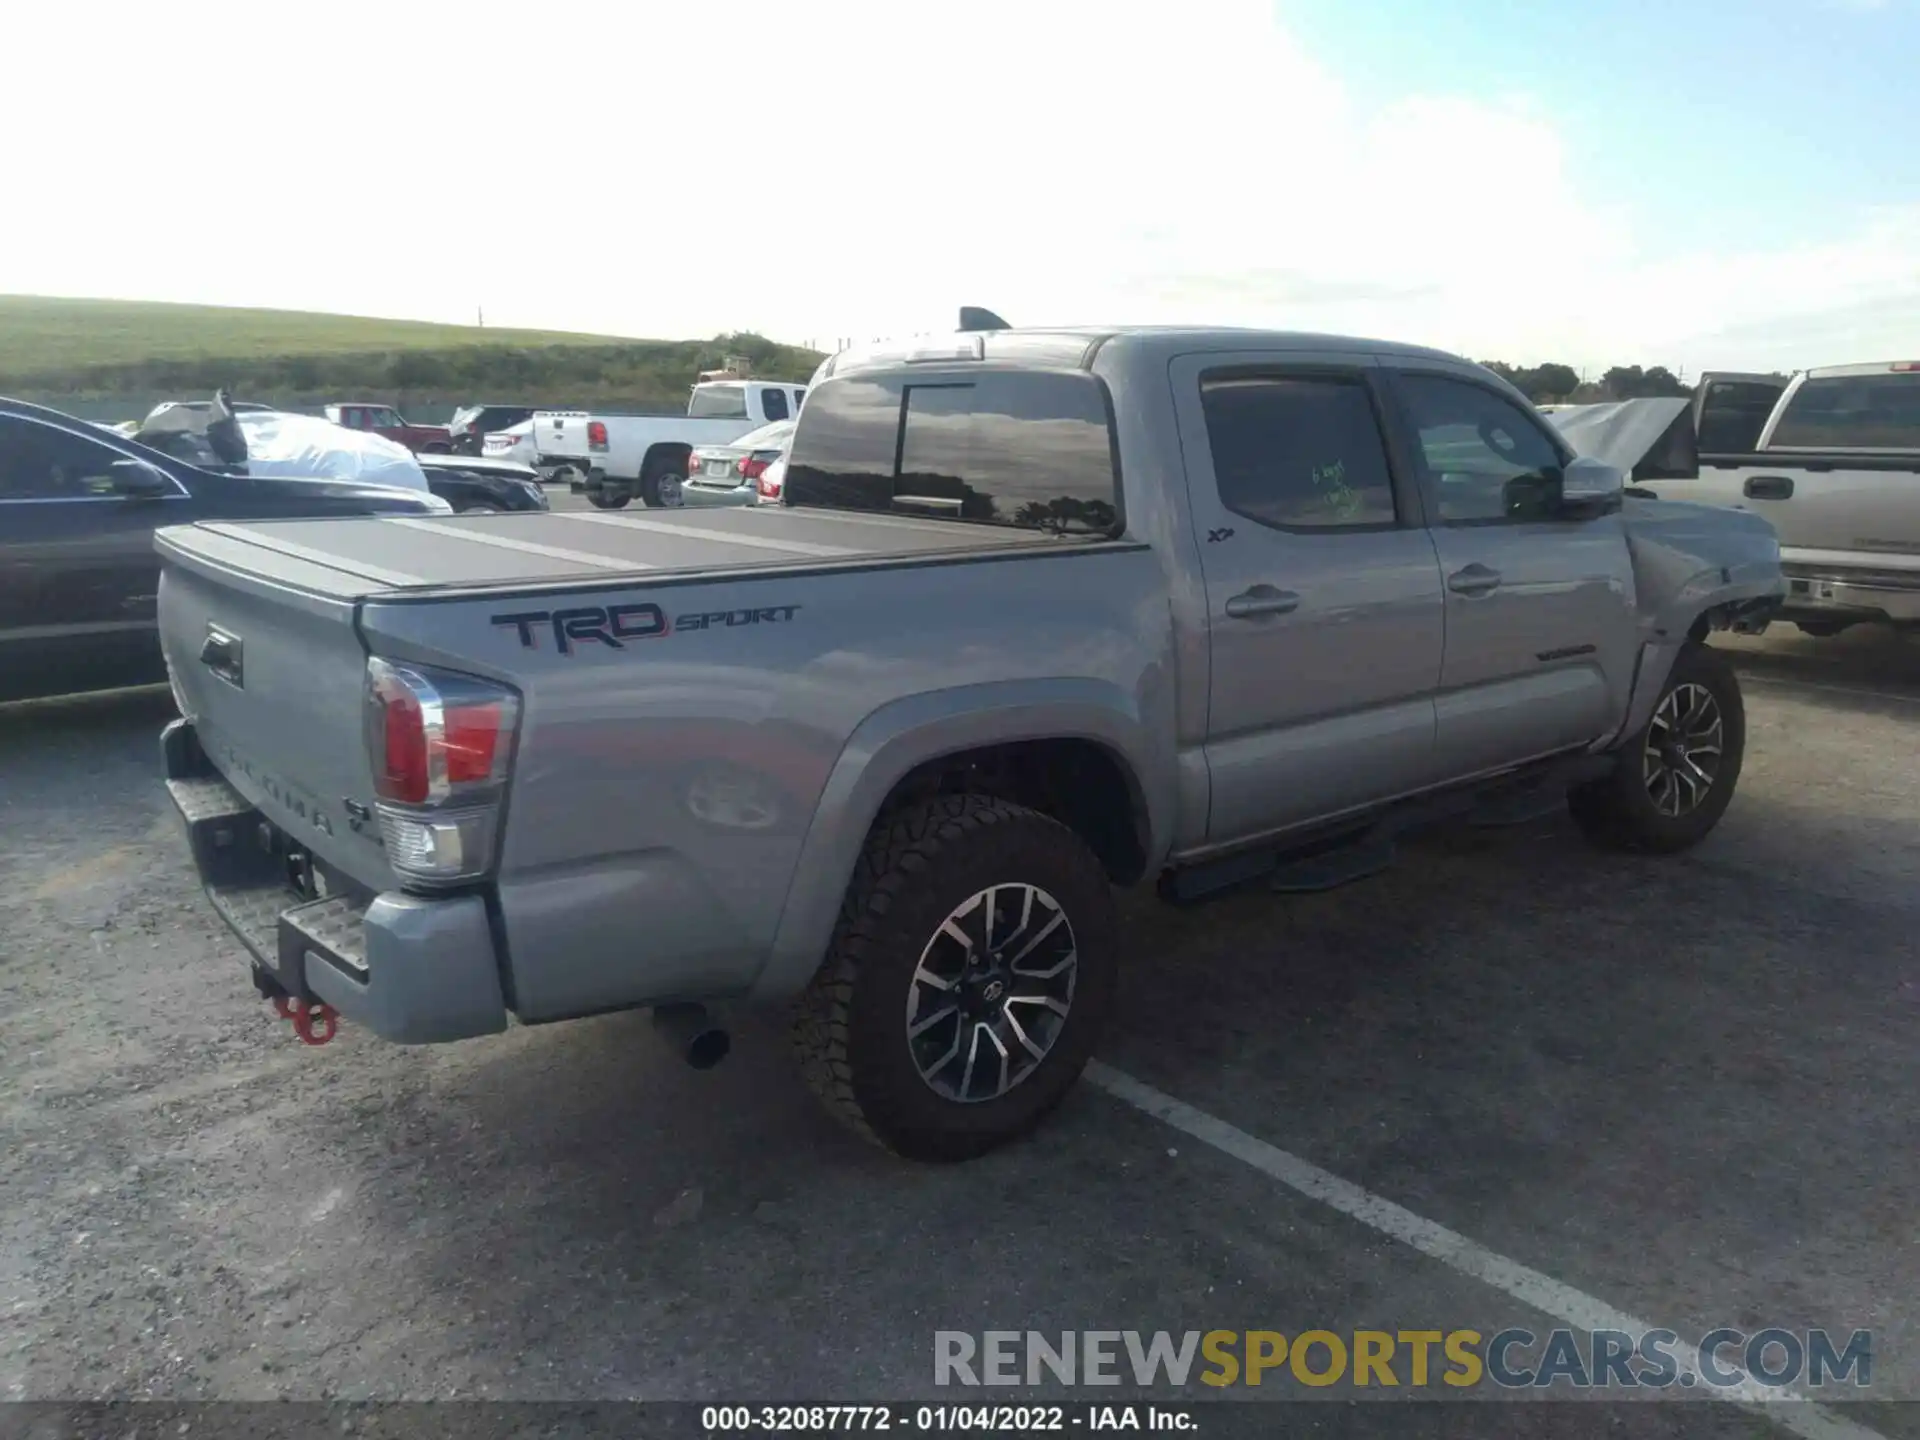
[1310,458,1362,519]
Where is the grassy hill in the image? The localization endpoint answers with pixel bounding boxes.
[0,296,823,412]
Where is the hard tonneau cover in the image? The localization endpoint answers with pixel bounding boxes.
[155,504,1086,602]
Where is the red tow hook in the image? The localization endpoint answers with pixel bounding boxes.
[271,995,341,1046]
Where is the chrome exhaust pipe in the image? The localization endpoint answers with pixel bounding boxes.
[652,1003,731,1070]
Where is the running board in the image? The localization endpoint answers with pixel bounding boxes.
[1158,754,1618,906]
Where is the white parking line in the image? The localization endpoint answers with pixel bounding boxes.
[1739,674,1920,707]
[1085,1062,1886,1440]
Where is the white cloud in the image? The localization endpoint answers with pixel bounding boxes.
[1,0,1914,373]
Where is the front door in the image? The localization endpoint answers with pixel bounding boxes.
[0,416,188,703]
[1172,354,1447,846]
[1386,370,1639,779]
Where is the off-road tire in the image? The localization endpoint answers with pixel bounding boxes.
[1569,642,1746,854]
[792,794,1118,1161]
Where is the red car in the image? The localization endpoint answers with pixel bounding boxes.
[325,402,452,454]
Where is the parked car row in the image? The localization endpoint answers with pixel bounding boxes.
[538,378,809,510]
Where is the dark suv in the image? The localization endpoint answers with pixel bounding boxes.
[447,404,540,455]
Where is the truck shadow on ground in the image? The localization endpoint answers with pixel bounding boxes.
[311,790,1919,1400]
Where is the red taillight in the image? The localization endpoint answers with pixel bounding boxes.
[587,420,608,451]
[756,473,783,499]
[365,658,519,806]
[1892,362,1920,372]
[376,679,430,803]
[737,450,781,481]
[444,701,508,784]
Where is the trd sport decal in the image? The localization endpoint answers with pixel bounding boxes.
[492,603,802,654]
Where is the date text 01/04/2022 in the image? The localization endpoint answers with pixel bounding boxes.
[699,1404,1196,1432]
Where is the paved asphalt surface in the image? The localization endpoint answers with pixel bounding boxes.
[3,538,1917,1439]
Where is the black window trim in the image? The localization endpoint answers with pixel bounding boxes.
[1195,363,1423,536]
[1381,366,1580,530]
[0,413,188,505]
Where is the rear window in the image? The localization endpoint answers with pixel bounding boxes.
[784,370,1119,533]
[1769,374,1920,450]
[1696,380,1785,453]
[689,385,749,420]
[761,388,791,422]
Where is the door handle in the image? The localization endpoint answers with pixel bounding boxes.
[199,625,244,687]
[1224,585,1300,619]
[1447,564,1502,597]
[1744,474,1794,500]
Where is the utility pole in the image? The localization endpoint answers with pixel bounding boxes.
[477,305,485,328]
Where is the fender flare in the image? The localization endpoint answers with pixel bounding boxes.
[748,677,1172,1002]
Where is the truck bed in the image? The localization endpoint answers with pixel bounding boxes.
[155,504,1082,600]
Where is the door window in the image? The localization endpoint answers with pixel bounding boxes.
[0,419,126,500]
[1396,374,1568,524]
[1197,374,1398,530]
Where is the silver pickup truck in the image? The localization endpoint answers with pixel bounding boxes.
[1637,361,1920,636]
[155,323,1784,1160]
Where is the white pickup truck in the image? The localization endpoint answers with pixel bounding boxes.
[1635,360,1920,636]
[536,379,808,510]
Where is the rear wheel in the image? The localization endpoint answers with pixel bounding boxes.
[455,503,503,515]
[1796,620,1852,638]
[639,461,686,509]
[1569,642,1746,854]
[792,795,1118,1161]
[585,487,630,510]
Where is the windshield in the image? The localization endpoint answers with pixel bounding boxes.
[734,420,795,451]
[688,385,749,420]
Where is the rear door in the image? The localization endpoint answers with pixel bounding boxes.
[0,415,190,702]
[1171,353,1447,843]
[1386,369,1638,777]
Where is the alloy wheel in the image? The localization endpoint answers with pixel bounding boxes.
[905,883,1078,1103]
[1643,681,1724,818]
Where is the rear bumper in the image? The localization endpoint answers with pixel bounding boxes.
[1779,564,1920,624]
[681,481,756,508]
[163,719,508,1043]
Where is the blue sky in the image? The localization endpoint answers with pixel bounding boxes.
[2,0,1915,373]
[1282,0,1920,257]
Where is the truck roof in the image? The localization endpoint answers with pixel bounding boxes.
[819,325,1474,380]
[1800,360,1920,380]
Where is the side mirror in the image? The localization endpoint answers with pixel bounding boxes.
[109,459,174,497]
[1556,456,1623,517]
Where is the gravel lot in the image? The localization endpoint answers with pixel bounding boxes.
[3,619,1917,1437]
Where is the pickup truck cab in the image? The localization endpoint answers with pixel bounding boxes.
[540,379,807,510]
[1636,360,1920,635]
[325,403,454,455]
[154,323,1782,1160]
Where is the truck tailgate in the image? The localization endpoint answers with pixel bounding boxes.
[158,526,400,892]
